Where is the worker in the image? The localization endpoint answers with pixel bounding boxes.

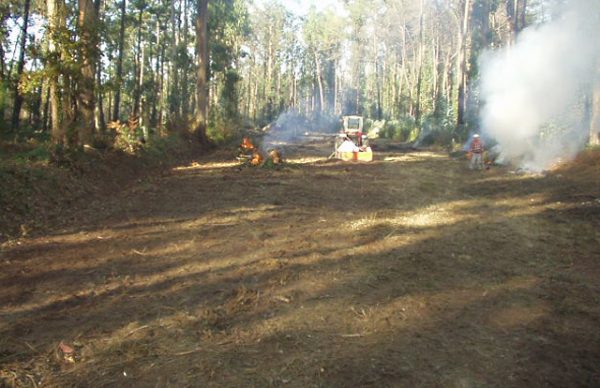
[469,134,484,170]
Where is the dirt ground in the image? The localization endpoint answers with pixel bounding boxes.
[1,138,599,387]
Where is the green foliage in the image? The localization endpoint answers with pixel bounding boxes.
[141,134,180,159]
[209,69,242,144]
[209,0,250,73]
[0,142,53,165]
[17,145,51,162]
[417,113,459,147]
[5,123,51,143]
[112,124,145,153]
[381,117,417,141]
[0,79,9,128]
[208,111,240,144]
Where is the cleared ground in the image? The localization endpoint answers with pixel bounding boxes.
[1,139,599,387]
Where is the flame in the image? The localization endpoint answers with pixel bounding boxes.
[269,149,282,164]
[241,137,255,151]
[251,151,263,166]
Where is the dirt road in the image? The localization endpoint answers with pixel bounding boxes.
[1,141,599,387]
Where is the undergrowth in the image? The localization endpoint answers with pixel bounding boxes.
[0,134,202,243]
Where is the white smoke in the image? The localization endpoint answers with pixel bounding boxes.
[260,110,339,153]
[259,110,308,153]
[479,0,600,171]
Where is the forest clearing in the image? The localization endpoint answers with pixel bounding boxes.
[2,0,600,385]
[1,138,599,387]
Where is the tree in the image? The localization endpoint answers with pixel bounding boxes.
[591,67,600,146]
[112,0,126,121]
[10,0,31,130]
[193,0,210,144]
[456,0,473,132]
[47,0,68,144]
[76,0,99,145]
[304,8,345,115]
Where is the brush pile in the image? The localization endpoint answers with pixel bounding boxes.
[237,137,283,167]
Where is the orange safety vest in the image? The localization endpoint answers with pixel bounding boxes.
[470,139,483,154]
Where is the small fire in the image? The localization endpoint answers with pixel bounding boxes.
[238,136,282,166]
[241,137,255,151]
[251,151,263,166]
[268,149,282,164]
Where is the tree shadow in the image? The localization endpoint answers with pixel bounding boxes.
[1,150,598,386]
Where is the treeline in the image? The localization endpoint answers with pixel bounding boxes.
[1,0,239,150]
[243,0,535,141]
[2,0,590,151]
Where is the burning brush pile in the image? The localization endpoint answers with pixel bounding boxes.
[237,137,282,167]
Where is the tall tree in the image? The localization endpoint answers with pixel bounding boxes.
[193,0,210,144]
[456,0,473,131]
[591,67,600,146]
[168,0,180,120]
[10,0,31,130]
[132,0,145,119]
[47,0,67,144]
[303,6,345,115]
[77,0,99,145]
[112,0,126,121]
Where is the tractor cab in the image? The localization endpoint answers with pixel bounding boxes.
[343,116,366,146]
[333,115,373,161]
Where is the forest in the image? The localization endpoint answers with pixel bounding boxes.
[2,0,597,150]
[1,0,600,387]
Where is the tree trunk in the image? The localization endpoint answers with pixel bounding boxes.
[193,0,210,145]
[507,0,526,43]
[95,62,106,132]
[591,81,600,146]
[112,0,126,121]
[0,40,5,80]
[77,0,98,146]
[11,0,31,130]
[139,43,145,131]
[151,18,161,128]
[133,6,143,117]
[159,42,166,130]
[169,0,180,119]
[456,0,472,131]
[314,50,325,113]
[47,0,66,144]
[375,57,382,120]
[415,0,424,126]
[181,0,190,118]
[520,0,527,31]
[334,59,339,115]
[41,78,50,133]
[94,0,105,132]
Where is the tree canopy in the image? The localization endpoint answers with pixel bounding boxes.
[1,0,598,151]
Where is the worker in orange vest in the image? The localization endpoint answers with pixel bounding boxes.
[469,134,484,170]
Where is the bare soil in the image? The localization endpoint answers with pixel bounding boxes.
[1,139,599,387]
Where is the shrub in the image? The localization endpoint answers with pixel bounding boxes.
[381,117,417,141]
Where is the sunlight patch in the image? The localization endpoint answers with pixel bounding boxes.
[397,205,454,227]
[173,161,239,171]
[384,152,448,163]
[489,304,549,328]
[284,156,323,164]
[348,202,469,232]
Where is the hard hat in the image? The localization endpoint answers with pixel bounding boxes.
[473,134,480,138]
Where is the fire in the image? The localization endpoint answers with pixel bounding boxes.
[241,137,255,151]
[268,149,282,164]
[251,151,263,166]
[237,137,282,166]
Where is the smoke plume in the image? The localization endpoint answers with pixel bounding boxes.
[479,0,599,171]
[260,110,340,154]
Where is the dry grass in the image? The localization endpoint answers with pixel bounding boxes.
[1,141,599,387]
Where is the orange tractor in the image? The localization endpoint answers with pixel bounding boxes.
[333,116,373,162]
